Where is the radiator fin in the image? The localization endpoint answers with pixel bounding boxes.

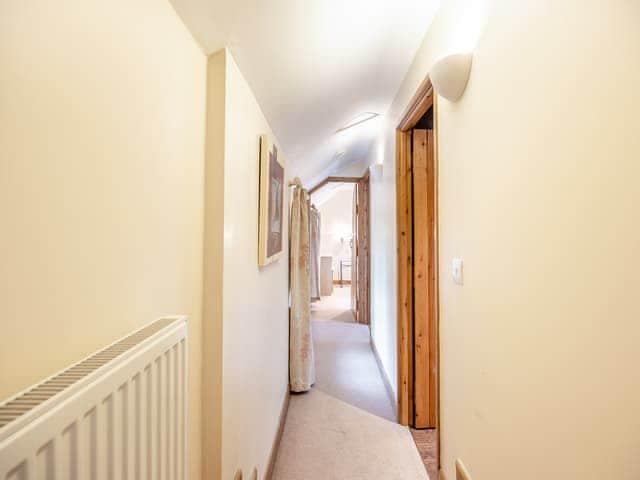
[0,318,174,430]
[0,317,187,480]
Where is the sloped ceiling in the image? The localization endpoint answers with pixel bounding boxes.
[170,0,440,186]
[311,182,355,208]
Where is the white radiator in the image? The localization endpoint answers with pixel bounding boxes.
[0,316,188,480]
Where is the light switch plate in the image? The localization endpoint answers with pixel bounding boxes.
[452,258,463,285]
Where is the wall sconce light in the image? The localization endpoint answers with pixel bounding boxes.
[429,53,473,102]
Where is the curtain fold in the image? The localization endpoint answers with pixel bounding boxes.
[309,205,321,302]
[289,179,315,392]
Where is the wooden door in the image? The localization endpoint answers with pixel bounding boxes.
[412,129,437,428]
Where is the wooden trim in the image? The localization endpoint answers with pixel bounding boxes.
[351,184,358,319]
[308,176,361,195]
[264,391,290,480]
[433,93,442,469]
[395,76,434,426]
[370,337,398,420]
[425,129,438,429]
[456,459,472,480]
[396,128,413,426]
[412,129,437,428]
[396,73,441,467]
[332,280,352,285]
[310,171,370,327]
[398,77,434,132]
[356,172,371,325]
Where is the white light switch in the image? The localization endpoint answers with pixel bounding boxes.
[452,258,463,285]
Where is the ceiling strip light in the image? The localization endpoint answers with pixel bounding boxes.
[335,112,380,133]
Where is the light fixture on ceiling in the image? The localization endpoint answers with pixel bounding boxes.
[335,112,380,133]
[335,150,345,158]
[429,53,473,102]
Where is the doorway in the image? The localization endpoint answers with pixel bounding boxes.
[312,182,357,323]
[395,77,440,478]
[308,174,370,326]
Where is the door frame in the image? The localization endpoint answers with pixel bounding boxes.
[395,75,440,436]
[308,173,371,325]
[355,171,370,325]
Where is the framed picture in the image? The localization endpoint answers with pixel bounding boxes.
[258,134,285,266]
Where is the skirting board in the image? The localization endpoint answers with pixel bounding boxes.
[370,338,398,421]
[264,390,290,479]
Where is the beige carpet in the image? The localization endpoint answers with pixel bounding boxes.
[272,390,429,480]
[312,319,396,421]
[273,288,427,479]
[311,286,355,322]
[311,285,395,421]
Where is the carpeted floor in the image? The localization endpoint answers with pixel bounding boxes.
[312,319,396,421]
[311,286,395,420]
[272,390,428,480]
[272,288,428,479]
[311,285,355,322]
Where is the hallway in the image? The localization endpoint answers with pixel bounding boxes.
[4,2,640,480]
[273,288,427,479]
[312,287,396,421]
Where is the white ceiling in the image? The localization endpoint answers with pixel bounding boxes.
[170,0,440,186]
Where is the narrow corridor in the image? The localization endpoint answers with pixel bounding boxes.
[272,288,428,479]
[312,287,396,421]
[4,2,639,480]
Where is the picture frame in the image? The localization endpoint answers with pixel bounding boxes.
[258,134,285,266]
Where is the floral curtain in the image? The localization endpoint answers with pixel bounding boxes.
[289,178,315,392]
[309,205,321,302]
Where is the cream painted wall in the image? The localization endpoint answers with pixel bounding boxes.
[369,156,399,399]
[316,185,355,281]
[0,1,206,479]
[369,0,640,478]
[221,51,290,480]
[203,49,290,480]
[202,51,226,480]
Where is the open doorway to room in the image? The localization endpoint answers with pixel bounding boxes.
[308,175,370,326]
[312,182,357,322]
[396,77,440,479]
